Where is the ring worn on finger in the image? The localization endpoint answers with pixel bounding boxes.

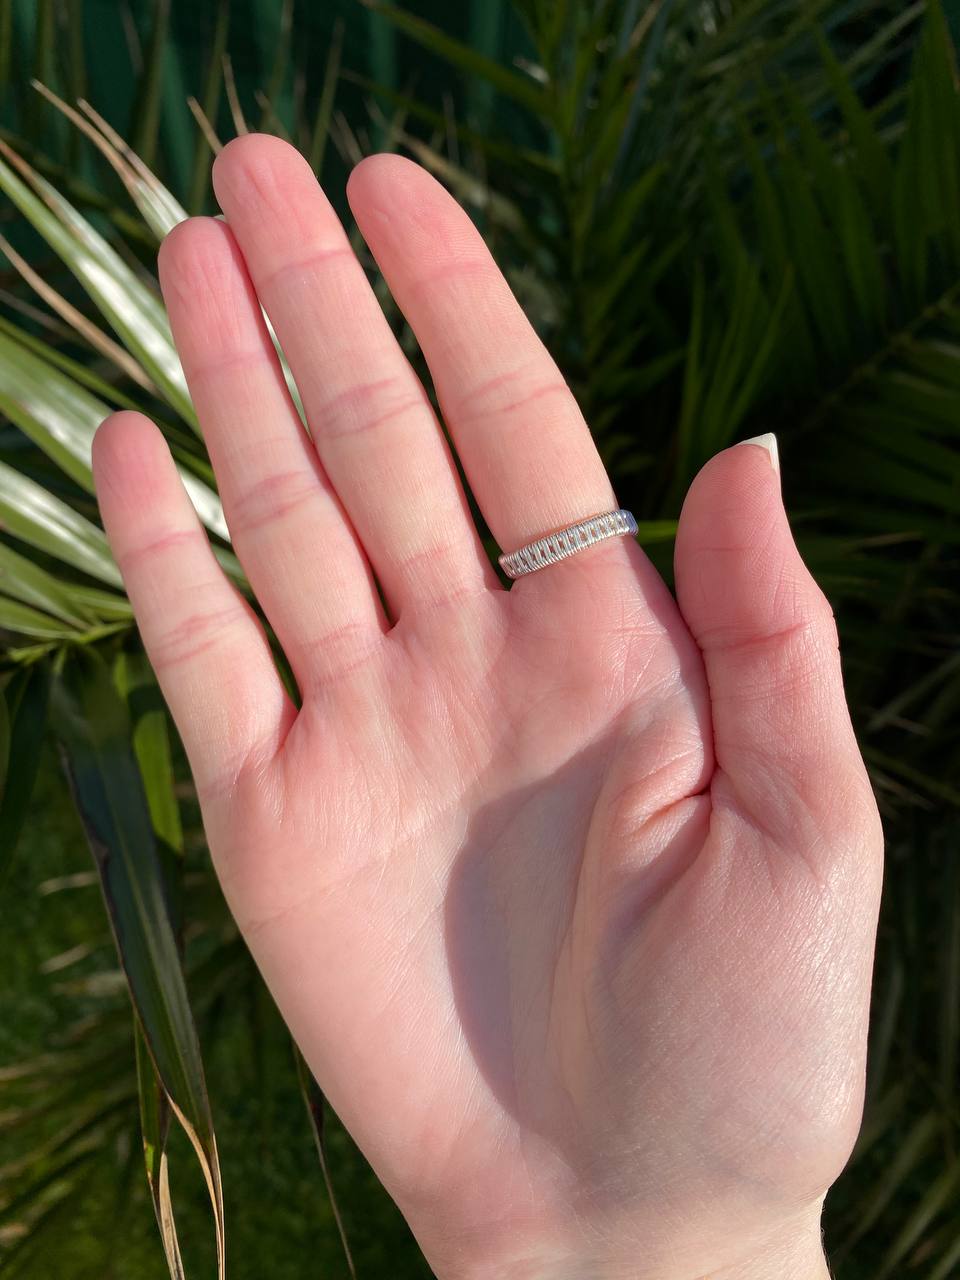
[499,509,638,579]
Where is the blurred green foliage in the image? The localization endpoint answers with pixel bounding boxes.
[0,1,958,1277]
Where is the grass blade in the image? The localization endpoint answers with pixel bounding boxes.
[131,0,171,170]
[294,1046,356,1278]
[187,0,229,213]
[876,1161,960,1279]
[309,19,343,176]
[843,1110,940,1250]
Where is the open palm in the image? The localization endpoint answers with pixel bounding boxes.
[93,137,883,1280]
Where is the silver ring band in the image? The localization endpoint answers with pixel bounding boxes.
[499,509,638,579]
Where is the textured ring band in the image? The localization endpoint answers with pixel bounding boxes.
[499,508,638,579]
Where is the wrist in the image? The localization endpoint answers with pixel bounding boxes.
[426,1202,830,1280]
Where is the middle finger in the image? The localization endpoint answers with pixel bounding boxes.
[211,134,497,617]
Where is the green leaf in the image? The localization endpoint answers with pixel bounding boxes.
[0,671,8,784]
[0,317,229,538]
[0,142,198,429]
[131,0,171,171]
[257,0,294,133]
[0,0,10,94]
[51,648,225,1280]
[0,310,144,411]
[0,325,118,491]
[816,30,894,212]
[362,1,548,115]
[114,647,184,928]
[187,0,229,214]
[309,19,344,176]
[0,538,95,625]
[927,1227,960,1280]
[939,853,960,1103]
[67,584,134,621]
[0,594,77,638]
[875,1160,960,1279]
[0,663,50,872]
[842,1110,940,1249]
[0,459,121,587]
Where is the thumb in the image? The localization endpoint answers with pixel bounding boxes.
[674,435,879,859]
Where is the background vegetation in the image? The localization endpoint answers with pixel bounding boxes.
[0,1,958,1276]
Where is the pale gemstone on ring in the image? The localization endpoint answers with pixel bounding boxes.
[499,509,638,579]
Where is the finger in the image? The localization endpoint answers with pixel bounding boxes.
[673,435,881,855]
[92,411,295,800]
[158,216,386,694]
[346,154,617,556]
[210,135,497,614]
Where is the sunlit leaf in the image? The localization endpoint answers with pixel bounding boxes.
[0,141,197,429]
[0,324,228,539]
[0,460,120,587]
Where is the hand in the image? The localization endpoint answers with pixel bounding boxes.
[92,136,883,1280]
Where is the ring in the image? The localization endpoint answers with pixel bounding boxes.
[499,509,638,579]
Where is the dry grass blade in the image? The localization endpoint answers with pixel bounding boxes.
[222,53,248,136]
[77,98,188,234]
[136,1027,185,1280]
[187,97,223,155]
[31,80,185,240]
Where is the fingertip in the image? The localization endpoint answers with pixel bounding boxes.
[93,408,156,460]
[212,132,315,208]
[347,151,429,201]
[679,440,785,556]
[158,214,226,274]
[212,131,287,179]
[156,217,257,367]
[348,153,480,264]
[675,438,828,651]
[92,412,171,509]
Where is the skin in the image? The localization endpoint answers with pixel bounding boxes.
[91,136,884,1280]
